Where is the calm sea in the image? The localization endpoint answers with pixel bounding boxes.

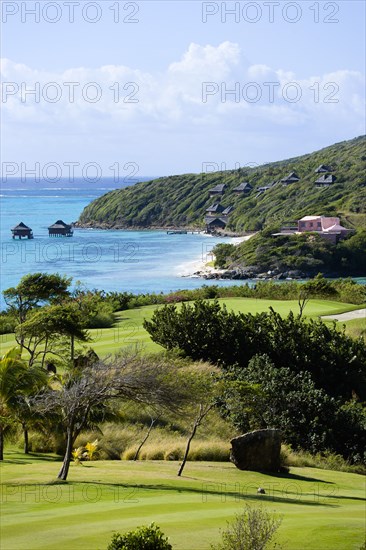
[0,178,244,309]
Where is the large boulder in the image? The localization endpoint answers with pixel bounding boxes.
[230,429,282,472]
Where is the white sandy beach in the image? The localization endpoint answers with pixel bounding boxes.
[176,234,254,278]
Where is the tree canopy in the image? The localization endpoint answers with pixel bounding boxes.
[144,300,366,401]
[3,273,71,324]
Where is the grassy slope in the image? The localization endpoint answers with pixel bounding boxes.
[0,298,364,357]
[78,136,366,232]
[1,452,365,550]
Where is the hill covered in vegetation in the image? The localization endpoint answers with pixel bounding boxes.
[213,228,366,277]
[78,136,366,231]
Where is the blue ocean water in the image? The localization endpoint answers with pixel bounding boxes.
[0,179,243,309]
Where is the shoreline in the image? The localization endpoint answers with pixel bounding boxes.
[176,235,254,279]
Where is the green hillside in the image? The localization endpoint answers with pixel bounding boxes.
[78,136,366,231]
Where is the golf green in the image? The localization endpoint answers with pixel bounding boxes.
[0,451,364,549]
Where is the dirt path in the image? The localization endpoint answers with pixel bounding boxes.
[321,309,366,322]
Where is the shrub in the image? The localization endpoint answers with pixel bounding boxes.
[144,301,366,401]
[0,313,17,335]
[85,304,115,328]
[106,523,172,550]
[229,354,339,454]
[210,505,282,550]
[164,446,184,461]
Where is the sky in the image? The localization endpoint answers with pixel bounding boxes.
[1,0,365,179]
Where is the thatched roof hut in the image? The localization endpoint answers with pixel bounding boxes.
[48,220,73,237]
[11,222,33,239]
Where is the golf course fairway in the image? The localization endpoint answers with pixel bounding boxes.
[1,298,363,357]
[1,451,365,549]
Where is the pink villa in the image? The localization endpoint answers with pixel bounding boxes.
[298,216,351,243]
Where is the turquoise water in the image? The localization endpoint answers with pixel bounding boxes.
[0,180,242,309]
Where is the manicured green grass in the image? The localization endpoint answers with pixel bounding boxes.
[89,298,365,356]
[1,299,364,357]
[0,451,364,550]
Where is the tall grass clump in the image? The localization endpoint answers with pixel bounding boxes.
[281,445,366,475]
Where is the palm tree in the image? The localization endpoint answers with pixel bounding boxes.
[0,348,47,459]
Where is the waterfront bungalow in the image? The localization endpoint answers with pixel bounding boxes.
[315,164,333,173]
[281,172,300,185]
[48,220,73,237]
[205,216,228,233]
[11,222,33,239]
[209,184,226,197]
[315,174,337,187]
[233,182,252,194]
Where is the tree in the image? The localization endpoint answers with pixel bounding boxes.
[133,412,161,461]
[32,352,190,480]
[0,348,47,459]
[229,354,338,453]
[336,229,366,274]
[3,273,71,325]
[177,363,221,477]
[70,284,116,328]
[15,304,90,366]
[212,243,236,268]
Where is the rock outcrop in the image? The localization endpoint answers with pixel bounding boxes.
[230,429,282,472]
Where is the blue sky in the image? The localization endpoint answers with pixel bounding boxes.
[1,1,365,178]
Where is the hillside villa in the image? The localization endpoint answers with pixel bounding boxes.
[273,215,352,243]
[298,215,349,235]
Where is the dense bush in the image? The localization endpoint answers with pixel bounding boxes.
[107,523,172,550]
[121,440,229,462]
[107,278,366,307]
[144,300,366,400]
[218,229,366,277]
[226,354,366,462]
[214,244,236,268]
[144,300,366,462]
[71,290,116,328]
[226,354,338,453]
[85,302,115,328]
[210,505,282,550]
[0,313,17,335]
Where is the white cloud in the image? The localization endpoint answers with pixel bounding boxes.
[1,43,365,172]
